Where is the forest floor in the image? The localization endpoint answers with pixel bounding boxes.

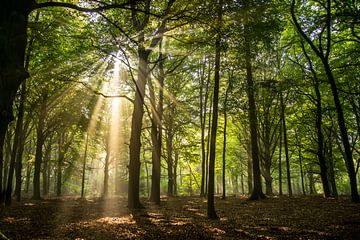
[0,195,360,239]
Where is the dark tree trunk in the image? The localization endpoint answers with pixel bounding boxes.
[81,134,89,198]
[221,81,230,200]
[280,93,292,196]
[56,156,62,197]
[174,149,179,196]
[25,160,31,194]
[244,21,265,201]
[207,0,222,219]
[128,44,149,209]
[42,141,52,196]
[327,141,338,197]
[167,121,174,196]
[15,81,28,202]
[262,104,273,196]
[0,1,30,203]
[205,90,213,196]
[246,138,253,194]
[200,60,209,197]
[5,82,26,206]
[103,149,110,197]
[149,48,164,204]
[278,121,283,196]
[56,136,65,197]
[308,165,316,195]
[33,101,47,200]
[296,132,306,195]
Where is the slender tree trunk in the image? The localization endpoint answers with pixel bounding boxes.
[296,132,305,195]
[263,106,273,196]
[42,142,52,196]
[3,131,11,199]
[280,93,292,196]
[221,81,230,200]
[33,101,47,200]
[309,165,316,195]
[205,90,213,196]
[103,150,110,197]
[326,128,338,197]
[56,136,64,197]
[25,160,31,194]
[200,60,208,197]
[149,49,163,204]
[5,83,26,205]
[278,120,283,196]
[207,0,222,219]
[56,155,62,197]
[167,120,174,196]
[81,134,89,198]
[174,149,179,196]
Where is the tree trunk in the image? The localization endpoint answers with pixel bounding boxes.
[149,49,164,204]
[278,120,283,196]
[25,160,31,194]
[5,81,26,205]
[0,1,30,203]
[103,149,110,197]
[247,138,253,194]
[244,20,265,200]
[42,141,52,195]
[280,93,292,197]
[200,60,208,197]
[128,44,149,209]
[174,149,178,196]
[81,134,89,198]
[262,104,273,196]
[296,132,305,195]
[207,0,222,219]
[205,91,213,196]
[221,81,230,200]
[33,101,47,200]
[167,121,174,196]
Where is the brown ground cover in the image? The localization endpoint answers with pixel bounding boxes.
[0,195,359,239]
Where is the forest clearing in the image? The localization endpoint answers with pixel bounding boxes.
[1,0,360,239]
[1,195,360,239]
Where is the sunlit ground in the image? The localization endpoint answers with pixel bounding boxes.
[1,196,360,239]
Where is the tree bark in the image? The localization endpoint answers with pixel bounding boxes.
[221,81,230,200]
[81,133,89,198]
[128,44,149,209]
[33,101,47,200]
[244,20,265,200]
[207,0,222,219]
[166,119,174,196]
[0,1,30,203]
[278,120,283,196]
[280,93,292,196]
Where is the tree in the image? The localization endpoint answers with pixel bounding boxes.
[291,0,359,202]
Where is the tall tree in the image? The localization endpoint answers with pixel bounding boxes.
[291,0,359,202]
[207,0,222,219]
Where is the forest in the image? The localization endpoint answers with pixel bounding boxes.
[0,0,360,239]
